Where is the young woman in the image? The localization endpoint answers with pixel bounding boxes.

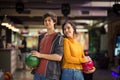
[61,21,89,80]
[31,12,63,80]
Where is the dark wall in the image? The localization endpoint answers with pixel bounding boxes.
[6,28,12,43]
[0,26,12,43]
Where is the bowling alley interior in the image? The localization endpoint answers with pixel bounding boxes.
[0,0,120,80]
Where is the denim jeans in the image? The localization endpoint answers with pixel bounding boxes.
[61,68,84,80]
[34,72,49,80]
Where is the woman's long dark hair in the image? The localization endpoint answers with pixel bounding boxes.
[62,21,77,37]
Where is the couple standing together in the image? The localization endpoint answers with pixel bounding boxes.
[31,12,95,80]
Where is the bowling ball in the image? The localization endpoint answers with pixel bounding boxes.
[4,72,12,80]
[25,54,39,68]
[82,60,94,72]
[4,74,9,80]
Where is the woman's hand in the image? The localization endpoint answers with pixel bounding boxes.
[83,67,96,74]
[85,56,92,62]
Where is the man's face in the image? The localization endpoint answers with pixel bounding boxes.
[44,16,55,29]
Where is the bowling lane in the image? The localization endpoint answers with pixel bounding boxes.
[13,69,33,80]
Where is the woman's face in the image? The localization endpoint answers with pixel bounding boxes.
[44,16,55,29]
[63,23,74,38]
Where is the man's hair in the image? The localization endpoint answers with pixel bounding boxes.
[43,12,57,23]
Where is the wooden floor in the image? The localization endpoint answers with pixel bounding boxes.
[13,68,115,80]
[13,69,33,80]
[13,59,117,80]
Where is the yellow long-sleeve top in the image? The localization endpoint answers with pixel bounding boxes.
[62,37,86,70]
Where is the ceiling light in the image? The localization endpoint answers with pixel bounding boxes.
[16,2,24,14]
[61,3,71,17]
[1,15,20,33]
[77,29,88,32]
[1,15,10,26]
[76,25,84,28]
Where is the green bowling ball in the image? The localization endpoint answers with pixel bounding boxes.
[25,53,39,68]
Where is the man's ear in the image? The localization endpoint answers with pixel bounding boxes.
[54,21,56,25]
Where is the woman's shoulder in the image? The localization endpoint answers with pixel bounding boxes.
[63,38,71,43]
[64,37,75,42]
[64,38,68,41]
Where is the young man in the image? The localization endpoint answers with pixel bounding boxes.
[18,36,27,69]
[31,12,63,80]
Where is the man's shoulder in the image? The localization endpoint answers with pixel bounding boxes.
[38,33,46,39]
[55,32,63,37]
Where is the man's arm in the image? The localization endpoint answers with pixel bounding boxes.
[32,51,62,61]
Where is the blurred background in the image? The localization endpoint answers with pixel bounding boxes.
[0,0,120,80]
